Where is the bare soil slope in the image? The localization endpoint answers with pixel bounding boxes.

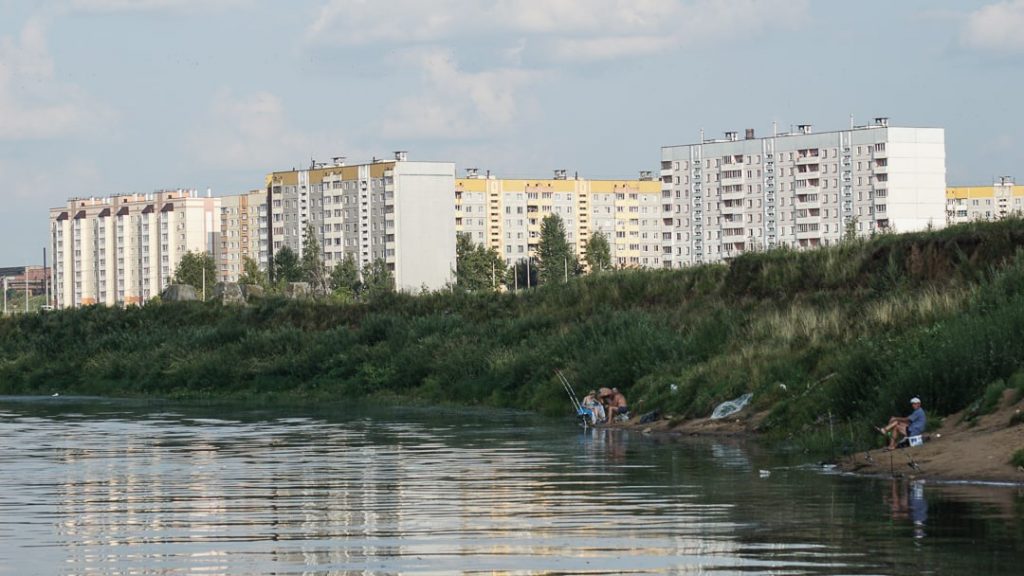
[839,390,1024,484]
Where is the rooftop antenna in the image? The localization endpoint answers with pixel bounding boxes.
[772,121,778,137]
[850,114,854,129]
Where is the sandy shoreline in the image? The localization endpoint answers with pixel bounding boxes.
[617,392,1024,485]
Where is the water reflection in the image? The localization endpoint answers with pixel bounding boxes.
[0,398,1021,575]
[885,480,928,539]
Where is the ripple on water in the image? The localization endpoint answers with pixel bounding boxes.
[0,401,1021,575]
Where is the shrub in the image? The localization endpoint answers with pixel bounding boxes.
[1012,448,1024,468]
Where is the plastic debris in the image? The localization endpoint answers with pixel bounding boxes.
[710,393,753,420]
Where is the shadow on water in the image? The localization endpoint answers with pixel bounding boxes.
[0,397,1021,575]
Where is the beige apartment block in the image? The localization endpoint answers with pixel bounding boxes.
[661,119,947,266]
[946,177,1024,225]
[266,153,456,292]
[455,170,663,269]
[49,190,220,308]
[217,190,268,282]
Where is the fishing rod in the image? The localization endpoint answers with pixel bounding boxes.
[555,369,590,427]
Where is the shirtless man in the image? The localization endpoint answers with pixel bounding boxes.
[606,388,629,421]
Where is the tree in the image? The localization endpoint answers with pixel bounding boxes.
[361,258,394,299]
[535,213,578,285]
[583,231,612,273]
[506,259,538,290]
[272,246,302,283]
[172,251,216,299]
[300,223,328,294]
[238,256,268,288]
[330,253,361,300]
[455,233,505,291]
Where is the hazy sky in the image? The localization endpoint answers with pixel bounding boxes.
[1,0,1022,264]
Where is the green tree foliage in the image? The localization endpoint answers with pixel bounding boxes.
[505,259,538,290]
[273,246,302,284]
[172,251,216,298]
[301,224,329,294]
[536,214,578,285]
[583,231,612,273]
[455,233,505,291]
[6,218,1024,455]
[238,256,268,288]
[330,253,361,301]
[361,258,395,299]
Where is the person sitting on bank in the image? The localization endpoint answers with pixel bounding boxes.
[581,390,606,424]
[607,387,629,421]
[878,397,926,450]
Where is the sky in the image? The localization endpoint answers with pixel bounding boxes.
[1,0,1022,265]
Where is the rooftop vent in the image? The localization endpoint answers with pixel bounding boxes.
[797,124,813,135]
[745,128,755,140]
[725,131,739,142]
[331,156,346,167]
[874,117,889,127]
[394,150,408,162]
[465,168,480,179]
[554,169,568,180]
[639,171,654,181]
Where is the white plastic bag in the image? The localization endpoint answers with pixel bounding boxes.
[710,393,753,420]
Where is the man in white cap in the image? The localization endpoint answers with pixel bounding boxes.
[878,397,926,450]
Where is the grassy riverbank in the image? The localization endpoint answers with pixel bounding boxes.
[3,219,1024,451]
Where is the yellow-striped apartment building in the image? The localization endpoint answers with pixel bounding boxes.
[455,170,664,269]
[946,177,1024,225]
[266,154,456,292]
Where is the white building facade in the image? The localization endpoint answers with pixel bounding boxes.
[49,190,220,308]
[660,119,947,266]
[267,154,456,292]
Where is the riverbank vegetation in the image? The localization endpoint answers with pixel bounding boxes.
[3,218,1024,449]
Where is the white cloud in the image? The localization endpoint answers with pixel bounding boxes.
[961,1,1024,52]
[308,0,808,61]
[188,89,346,171]
[0,18,107,140]
[382,48,541,139]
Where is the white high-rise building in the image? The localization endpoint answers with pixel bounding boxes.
[266,153,456,292]
[217,190,268,282]
[660,119,946,267]
[49,190,221,308]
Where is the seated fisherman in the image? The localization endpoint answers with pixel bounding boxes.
[607,387,629,421]
[581,390,606,424]
[878,397,926,450]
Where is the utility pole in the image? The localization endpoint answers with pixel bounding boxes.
[526,257,531,289]
[491,261,495,290]
[514,262,518,292]
[2,276,7,315]
[202,267,206,302]
[564,256,568,283]
[25,269,29,313]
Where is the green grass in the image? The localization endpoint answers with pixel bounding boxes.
[4,218,1024,451]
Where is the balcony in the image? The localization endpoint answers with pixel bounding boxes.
[795,193,821,207]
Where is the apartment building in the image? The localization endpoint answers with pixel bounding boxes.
[217,190,268,282]
[455,170,663,268]
[947,177,1023,225]
[266,153,456,291]
[49,190,220,308]
[660,119,947,267]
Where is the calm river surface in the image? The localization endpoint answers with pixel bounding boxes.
[0,397,1021,575]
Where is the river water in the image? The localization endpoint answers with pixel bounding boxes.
[0,397,1021,575]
